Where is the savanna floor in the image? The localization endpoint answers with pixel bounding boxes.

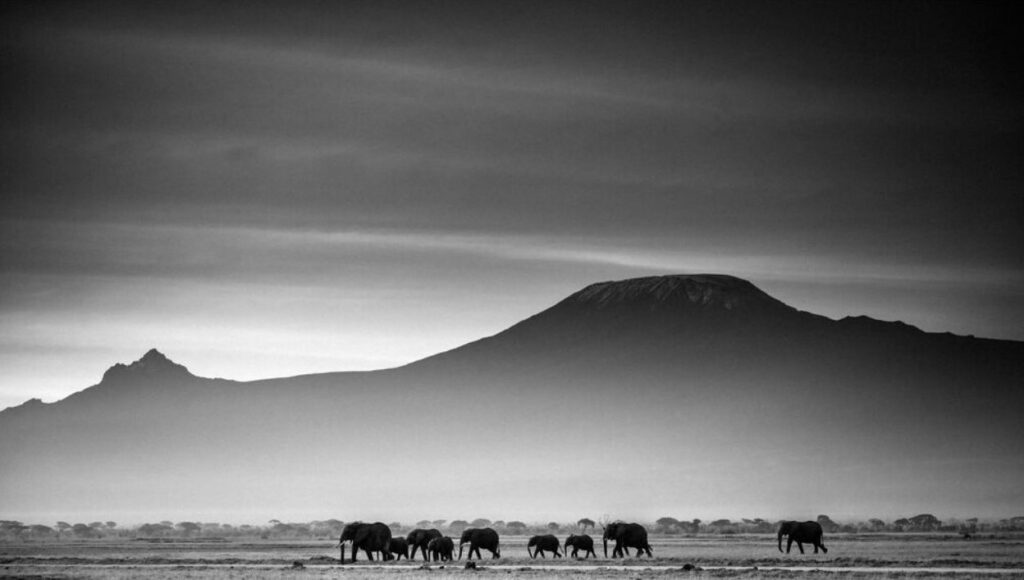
[2,534,1023,579]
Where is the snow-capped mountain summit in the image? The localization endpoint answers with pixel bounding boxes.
[567,274,794,313]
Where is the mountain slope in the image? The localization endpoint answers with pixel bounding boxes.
[2,274,1022,523]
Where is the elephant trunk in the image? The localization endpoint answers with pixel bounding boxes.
[777,530,784,553]
[603,537,608,558]
[340,541,346,563]
[458,542,464,560]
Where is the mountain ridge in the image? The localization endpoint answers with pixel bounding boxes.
[3,274,1021,413]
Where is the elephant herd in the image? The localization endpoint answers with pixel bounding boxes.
[338,523,501,563]
[337,520,828,563]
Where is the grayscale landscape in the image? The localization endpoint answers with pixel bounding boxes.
[2,1,1022,578]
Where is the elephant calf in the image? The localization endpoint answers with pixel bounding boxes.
[527,534,562,558]
[564,534,596,559]
[427,536,455,561]
[388,537,410,560]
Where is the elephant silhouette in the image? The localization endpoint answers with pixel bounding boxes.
[777,521,828,554]
[339,521,392,563]
[406,528,443,561]
[527,534,562,558]
[458,527,501,560]
[387,536,409,560]
[602,522,652,558]
[427,536,455,561]
[564,534,596,559]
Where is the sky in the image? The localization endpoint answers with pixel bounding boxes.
[2,0,1022,411]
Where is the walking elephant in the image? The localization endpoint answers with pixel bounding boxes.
[602,522,652,558]
[407,528,443,561]
[388,536,409,560]
[778,521,828,554]
[564,534,596,559]
[427,536,455,561]
[458,527,501,560]
[527,534,561,558]
[339,522,392,563]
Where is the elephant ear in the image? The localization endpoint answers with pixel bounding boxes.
[354,525,370,544]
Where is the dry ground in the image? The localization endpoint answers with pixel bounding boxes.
[3,533,1023,579]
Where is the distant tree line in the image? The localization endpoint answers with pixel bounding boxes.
[3,514,1024,541]
[650,514,1024,535]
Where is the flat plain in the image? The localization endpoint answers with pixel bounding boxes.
[3,533,1024,579]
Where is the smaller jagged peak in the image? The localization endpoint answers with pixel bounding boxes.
[566,274,793,314]
[0,397,48,416]
[101,348,194,383]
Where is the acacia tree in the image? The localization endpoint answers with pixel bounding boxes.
[471,518,492,528]
[176,521,202,537]
[30,524,54,538]
[908,514,941,531]
[577,518,595,532]
[656,517,680,533]
[816,515,840,533]
[506,521,527,534]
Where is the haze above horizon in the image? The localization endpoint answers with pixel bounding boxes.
[2,1,1022,411]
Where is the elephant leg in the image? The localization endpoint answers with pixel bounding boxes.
[786,537,794,553]
[796,541,805,554]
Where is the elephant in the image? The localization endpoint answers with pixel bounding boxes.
[388,536,410,560]
[527,534,562,558]
[339,521,392,563]
[602,522,652,558]
[778,521,828,554]
[564,534,596,559]
[427,536,455,561]
[407,528,443,561]
[458,527,501,560]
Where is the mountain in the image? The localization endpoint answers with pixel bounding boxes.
[2,274,1022,523]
